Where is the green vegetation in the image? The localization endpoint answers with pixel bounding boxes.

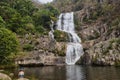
[55,46,66,56]
[52,0,84,12]
[23,44,34,51]
[57,45,66,56]
[0,0,60,66]
[52,45,66,56]
[54,30,68,42]
[0,28,19,64]
[33,4,60,32]
[0,16,5,28]
[109,38,120,53]
[0,0,59,34]
[101,38,120,55]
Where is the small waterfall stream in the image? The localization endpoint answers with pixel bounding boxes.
[49,20,55,41]
[56,12,84,65]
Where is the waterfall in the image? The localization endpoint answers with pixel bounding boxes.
[56,12,84,65]
[49,20,55,41]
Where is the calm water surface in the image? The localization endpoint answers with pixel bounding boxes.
[13,65,120,80]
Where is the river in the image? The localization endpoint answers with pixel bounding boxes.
[10,65,120,80]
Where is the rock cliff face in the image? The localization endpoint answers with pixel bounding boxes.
[16,34,66,66]
[80,38,120,66]
[73,0,120,66]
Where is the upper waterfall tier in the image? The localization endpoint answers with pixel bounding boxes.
[57,12,74,32]
[57,12,81,43]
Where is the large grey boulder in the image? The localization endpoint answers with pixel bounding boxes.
[0,73,12,80]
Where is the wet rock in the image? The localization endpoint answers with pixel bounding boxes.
[77,51,91,65]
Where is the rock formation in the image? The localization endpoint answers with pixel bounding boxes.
[0,73,12,80]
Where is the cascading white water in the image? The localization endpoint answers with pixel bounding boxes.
[49,20,55,41]
[57,12,84,65]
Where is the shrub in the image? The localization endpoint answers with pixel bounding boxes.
[0,28,19,64]
[16,28,27,35]
[23,44,34,51]
[0,16,5,28]
[54,30,68,42]
[35,25,46,34]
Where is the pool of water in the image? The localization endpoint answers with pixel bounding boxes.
[12,65,120,80]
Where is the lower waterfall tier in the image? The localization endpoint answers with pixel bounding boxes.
[66,43,83,65]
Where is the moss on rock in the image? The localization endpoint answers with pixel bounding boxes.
[53,42,66,56]
[54,30,68,42]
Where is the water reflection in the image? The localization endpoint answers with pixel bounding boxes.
[12,66,120,80]
[66,65,86,80]
[86,66,120,80]
[23,66,66,80]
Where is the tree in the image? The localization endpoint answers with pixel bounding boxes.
[45,4,60,17]
[0,28,19,64]
[13,0,36,16]
[33,9,51,26]
[0,0,36,34]
[0,0,59,34]
[0,16,5,28]
[33,4,60,31]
